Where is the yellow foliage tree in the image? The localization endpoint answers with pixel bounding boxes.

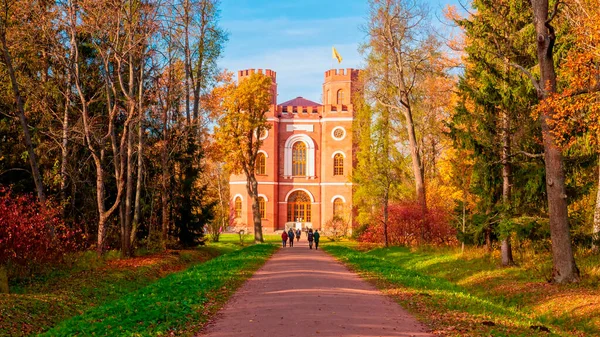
[215,73,272,243]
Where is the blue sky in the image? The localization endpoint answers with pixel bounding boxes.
[217,0,459,104]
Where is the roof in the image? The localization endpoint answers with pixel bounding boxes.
[278,96,322,107]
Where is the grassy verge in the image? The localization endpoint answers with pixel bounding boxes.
[0,244,239,336]
[40,243,277,337]
[323,243,599,337]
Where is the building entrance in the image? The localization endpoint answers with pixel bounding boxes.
[287,191,312,223]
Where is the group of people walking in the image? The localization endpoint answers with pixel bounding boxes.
[281,228,320,249]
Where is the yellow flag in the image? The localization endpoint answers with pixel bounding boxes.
[332,46,342,64]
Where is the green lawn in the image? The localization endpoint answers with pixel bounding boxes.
[40,244,277,337]
[0,243,242,336]
[323,243,599,337]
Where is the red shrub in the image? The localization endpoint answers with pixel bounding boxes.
[0,187,82,267]
[359,202,457,246]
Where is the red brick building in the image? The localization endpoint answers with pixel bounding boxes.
[229,68,359,232]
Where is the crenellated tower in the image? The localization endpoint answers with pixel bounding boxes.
[322,68,360,117]
[237,69,278,113]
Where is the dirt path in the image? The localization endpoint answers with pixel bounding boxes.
[199,240,433,337]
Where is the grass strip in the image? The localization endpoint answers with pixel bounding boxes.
[41,244,277,337]
[1,246,233,337]
[323,244,587,337]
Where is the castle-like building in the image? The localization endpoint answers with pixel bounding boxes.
[229,68,359,232]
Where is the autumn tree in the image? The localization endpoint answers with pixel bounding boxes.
[215,73,273,243]
[353,83,405,247]
[0,0,47,202]
[363,0,442,211]
[542,0,600,250]
[528,0,580,282]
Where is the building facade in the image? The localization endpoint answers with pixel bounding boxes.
[229,68,359,232]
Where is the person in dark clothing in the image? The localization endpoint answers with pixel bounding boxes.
[313,229,320,250]
[281,231,288,247]
[287,228,295,247]
[295,228,301,242]
[307,228,314,249]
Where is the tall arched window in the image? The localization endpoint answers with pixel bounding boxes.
[326,89,330,104]
[292,142,307,176]
[234,197,242,218]
[333,198,344,217]
[333,153,344,176]
[336,89,344,104]
[287,191,312,222]
[256,153,266,175]
[259,197,266,219]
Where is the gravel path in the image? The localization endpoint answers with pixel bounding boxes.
[199,240,434,337]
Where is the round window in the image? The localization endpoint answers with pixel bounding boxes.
[332,127,346,140]
[256,128,268,140]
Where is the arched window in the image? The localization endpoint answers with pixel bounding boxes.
[234,197,242,218]
[259,197,266,219]
[287,191,312,222]
[326,89,330,104]
[336,89,344,104]
[333,153,344,176]
[292,142,307,176]
[256,153,266,175]
[333,198,344,217]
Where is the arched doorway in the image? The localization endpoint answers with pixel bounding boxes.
[287,190,312,223]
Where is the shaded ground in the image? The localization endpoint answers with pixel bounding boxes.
[200,240,432,337]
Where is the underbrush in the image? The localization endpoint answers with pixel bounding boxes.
[40,244,277,336]
[323,243,600,337]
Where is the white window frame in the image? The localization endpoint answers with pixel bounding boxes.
[284,134,316,177]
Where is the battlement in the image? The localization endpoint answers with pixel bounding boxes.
[238,69,277,82]
[324,68,360,82]
[277,105,322,115]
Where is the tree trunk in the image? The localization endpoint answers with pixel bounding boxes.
[161,115,169,248]
[94,158,107,257]
[123,116,134,257]
[501,109,515,266]
[60,82,70,202]
[461,196,466,254]
[593,161,600,251]
[531,0,579,283]
[383,184,389,247]
[131,66,144,249]
[246,175,263,243]
[485,223,492,252]
[184,0,191,126]
[0,33,45,202]
[402,104,426,211]
[0,264,8,294]
[131,118,143,249]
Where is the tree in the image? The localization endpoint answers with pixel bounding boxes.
[542,0,600,250]
[451,0,543,265]
[529,0,580,282]
[215,73,272,243]
[353,84,404,247]
[0,0,46,202]
[363,0,440,211]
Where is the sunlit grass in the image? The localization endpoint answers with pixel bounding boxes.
[323,243,599,336]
